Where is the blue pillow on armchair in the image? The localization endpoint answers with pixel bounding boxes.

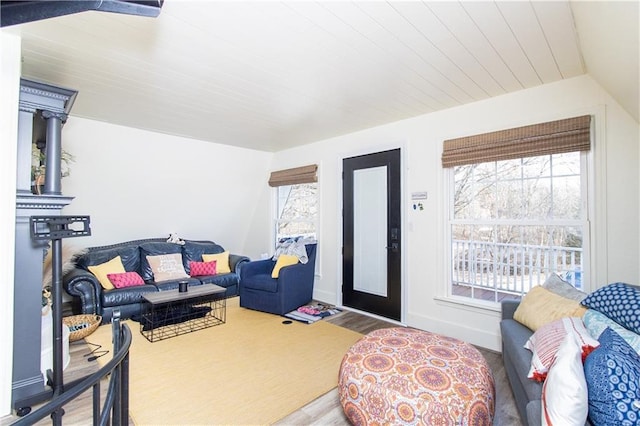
[584,327,640,425]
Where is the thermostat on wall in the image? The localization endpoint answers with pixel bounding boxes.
[411,192,428,200]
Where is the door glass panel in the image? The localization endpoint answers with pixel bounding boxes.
[353,166,387,297]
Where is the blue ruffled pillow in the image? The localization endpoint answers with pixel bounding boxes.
[584,327,640,425]
[583,309,640,355]
[581,283,640,334]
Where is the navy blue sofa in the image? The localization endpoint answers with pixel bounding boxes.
[63,238,249,323]
[239,243,317,315]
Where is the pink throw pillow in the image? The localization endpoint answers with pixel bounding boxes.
[107,271,145,288]
[190,260,217,277]
[525,316,599,382]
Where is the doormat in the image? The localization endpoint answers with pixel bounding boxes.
[285,302,342,324]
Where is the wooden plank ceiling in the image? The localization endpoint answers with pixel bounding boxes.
[8,1,587,152]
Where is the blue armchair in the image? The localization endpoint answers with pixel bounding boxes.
[240,243,317,315]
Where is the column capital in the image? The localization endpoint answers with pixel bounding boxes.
[41,110,68,123]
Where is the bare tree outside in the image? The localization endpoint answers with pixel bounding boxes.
[276,183,318,241]
[451,152,584,300]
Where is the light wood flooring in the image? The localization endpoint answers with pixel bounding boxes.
[2,305,522,425]
[1,339,116,426]
[277,309,522,426]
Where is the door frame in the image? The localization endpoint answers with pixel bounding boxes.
[335,143,407,324]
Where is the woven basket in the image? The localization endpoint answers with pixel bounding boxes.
[63,314,102,342]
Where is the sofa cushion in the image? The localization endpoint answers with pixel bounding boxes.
[182,241,224,273]
[584,327,640,425]
[88,256,126,290]
[197,272,239,289]
[525,317,599,381]
[514,286,587,331]
[189,260,217,277]
[500,319,544,402]
[241,274,278,293]
[526,401,542,426]
[583,309,640,355]
[202,251,231,274]
[146,253,189,282]
[107,271,145,288]
[154,277,202,292]
[542,273,588,302]
[581,283,640,335]
[79,245,140,274]
[271,254,298,278]
[139,242,184,281]
[101,284,158,307]
[541,332,589,426]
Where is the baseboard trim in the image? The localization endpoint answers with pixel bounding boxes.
[405,312,502,352]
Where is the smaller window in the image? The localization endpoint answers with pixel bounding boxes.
[274,183,318,245]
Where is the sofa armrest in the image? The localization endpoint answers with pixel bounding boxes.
[63,268,102,316]
[229,254,251,276]
[501,299,521,321]
[278,260,315,288]
[275,262,316,307]
[242,258,275,277]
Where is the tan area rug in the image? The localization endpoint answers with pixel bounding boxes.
[88,297,362,425]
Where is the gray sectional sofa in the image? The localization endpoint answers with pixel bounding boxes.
[501,277,640,425]
[500,273,589,425]
[500,299,544,425]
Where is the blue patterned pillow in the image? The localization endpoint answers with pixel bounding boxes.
[584,327,640,425]
[581,283,640,334]
[583,309,640,355]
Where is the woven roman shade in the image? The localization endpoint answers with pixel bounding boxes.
[268,164,318,187]
[441,115,591,168]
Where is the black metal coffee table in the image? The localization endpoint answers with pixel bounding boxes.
[140,284,226,342]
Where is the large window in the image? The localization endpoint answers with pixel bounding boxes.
[269,164,318,246]
[275,183,318,244]
[443,116,591,303]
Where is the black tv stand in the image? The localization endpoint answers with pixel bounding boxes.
[13,216,91,421]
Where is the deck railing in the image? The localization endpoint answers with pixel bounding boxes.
[452,239,582,297]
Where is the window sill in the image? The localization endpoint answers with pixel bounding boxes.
[433,295,502,315]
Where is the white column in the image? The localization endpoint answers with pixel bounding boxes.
[0,31,21,419]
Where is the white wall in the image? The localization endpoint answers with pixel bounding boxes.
[262,74,640,351]
[601,99,640,278]
[2,65,638,416]
[61,118,273,254]
[0,31,20,418]
[1,82,274,417]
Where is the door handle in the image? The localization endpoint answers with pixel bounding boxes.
[385,243,399,252]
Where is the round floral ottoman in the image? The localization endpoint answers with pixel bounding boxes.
[338,327,495,425]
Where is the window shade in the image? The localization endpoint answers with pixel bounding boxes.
[441,115,591,168]
[268,164,318,187]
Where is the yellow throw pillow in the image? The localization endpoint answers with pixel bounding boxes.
[514,286,587,331]
[202,251,231,274]
[88,256,126,290]
[271,255,298,278]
